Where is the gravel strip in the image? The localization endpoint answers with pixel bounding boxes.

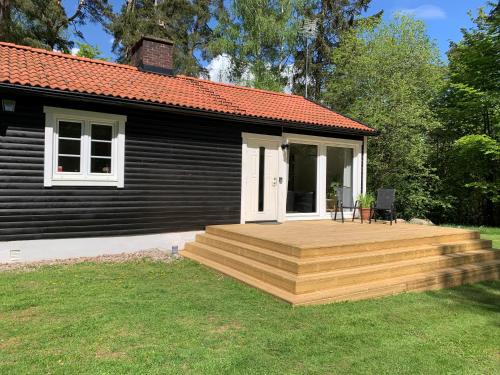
[0,249,178,272]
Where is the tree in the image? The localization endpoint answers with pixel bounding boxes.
[0,0,112,52]
[324,16,444,219]
[208,0,301,91]
[437,2,499,140]
[431,3,499,225]
[109,0,219,76]
[208,0,380,93]
[75,42,108,60]
[293,0,382,100]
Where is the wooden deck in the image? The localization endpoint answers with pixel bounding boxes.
[183,221,500,305]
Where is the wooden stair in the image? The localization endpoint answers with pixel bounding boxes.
[183,225,500,305]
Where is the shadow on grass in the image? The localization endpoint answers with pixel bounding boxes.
[424,281,500,315]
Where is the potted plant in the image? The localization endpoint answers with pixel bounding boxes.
[357,193,375,221]
[326,181,340,210]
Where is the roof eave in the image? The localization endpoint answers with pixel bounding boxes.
[304,97,378,135]
[0,83,380,137]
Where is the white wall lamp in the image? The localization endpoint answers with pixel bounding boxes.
[2,99,16,112]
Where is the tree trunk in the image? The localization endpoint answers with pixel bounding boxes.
[0,0,11,38]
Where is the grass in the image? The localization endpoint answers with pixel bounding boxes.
[0,262,499,374]
[0,226,499,374]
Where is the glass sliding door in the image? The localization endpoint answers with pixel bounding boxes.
[326,147,354,210]
[287,144,317,213]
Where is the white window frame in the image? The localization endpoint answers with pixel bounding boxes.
[282,133,363,221]
[44,107,126,187]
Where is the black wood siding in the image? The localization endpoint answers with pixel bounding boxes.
[0,95,361,241]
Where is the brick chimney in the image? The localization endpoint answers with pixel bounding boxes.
[131,36,174,75]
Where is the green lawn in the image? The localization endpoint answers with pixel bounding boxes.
[0,227,499,374]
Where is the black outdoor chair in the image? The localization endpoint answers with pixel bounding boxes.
[369,188,397,225]
[332,187,360,223]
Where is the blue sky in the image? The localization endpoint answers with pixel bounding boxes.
[62,0,488,62]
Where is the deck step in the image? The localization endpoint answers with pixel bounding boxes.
[206,226,480,257]
[297,239,492,273]
[196,233,301,273]
[184,223,499,305]
[196,233,491,274]
[184,240,500,294]
[182,250,297,303]
[185,241,296,292]
[184,250,500,305]
[294,260,500,305]
[295,249,500,293]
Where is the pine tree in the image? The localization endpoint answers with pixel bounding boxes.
[293,0,382,100]
[0,0,112,52]
[208,0,300,91]
[109,0,219,77]
[209,0,380,95]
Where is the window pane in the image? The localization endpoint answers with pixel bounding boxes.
[91,124,112,141]
[91,158,112,174]
[326,147,354,210]
[258,147,265,212]
[287,144,317,213]
[59,121,81,138]
[91,142,112,157]
[59,139,81,155]
[58,156,80,172]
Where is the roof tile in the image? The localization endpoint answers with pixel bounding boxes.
[0,42,375,133]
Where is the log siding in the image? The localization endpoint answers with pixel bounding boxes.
[0,94,361,241]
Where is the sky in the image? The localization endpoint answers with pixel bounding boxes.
[62,0,488,65]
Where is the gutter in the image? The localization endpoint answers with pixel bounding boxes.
[0,83,380,137]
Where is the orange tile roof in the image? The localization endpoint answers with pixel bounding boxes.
[0,42,375,133]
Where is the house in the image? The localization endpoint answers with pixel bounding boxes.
[0,37,377,262]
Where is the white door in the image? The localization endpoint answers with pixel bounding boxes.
[243,138,280,222]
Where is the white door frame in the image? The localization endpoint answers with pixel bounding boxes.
[241,133,286,223]
[283,133,363,221]
[241,132,364,224]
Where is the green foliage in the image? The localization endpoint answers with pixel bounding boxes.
[431,3,500,226]
[435,4,499,139]
[75,42,108,60]
[357,193,374,208]
[453,135,500,202]
[108,0,218,76]
[292,0,382,99]
[325,15,444,219]
[209,0,301,91]
[0,0,112,51]
[0,259,499,373]
[209,0,380,93]
[435,135,500,225]
[328,181,340,199]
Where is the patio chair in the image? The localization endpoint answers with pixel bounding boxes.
[369,188,397,225]
[332,187,360,223]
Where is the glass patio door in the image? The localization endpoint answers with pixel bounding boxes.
[286,144,318,213]
[326,146,354,211]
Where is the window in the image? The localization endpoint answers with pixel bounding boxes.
[326,146,354,211]
[283,133,362,219]
[44,107,126,187]
[287,144,318,213]
[258,146,265,212]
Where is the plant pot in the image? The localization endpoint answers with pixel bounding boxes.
[326,199,336,210]
[360,208,371,221]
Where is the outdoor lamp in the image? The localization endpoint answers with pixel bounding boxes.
[2,99,16,112]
